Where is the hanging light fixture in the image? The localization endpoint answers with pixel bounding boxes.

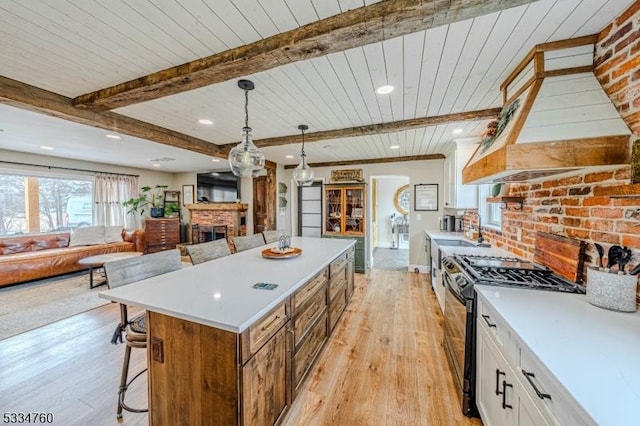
[228,79,265,177]
[292,124,314,186]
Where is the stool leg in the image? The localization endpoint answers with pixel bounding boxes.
[116,344,132,419]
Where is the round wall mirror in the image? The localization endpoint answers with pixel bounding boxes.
[394,184,410,215]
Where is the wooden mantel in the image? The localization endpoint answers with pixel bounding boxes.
[187,203,248,212]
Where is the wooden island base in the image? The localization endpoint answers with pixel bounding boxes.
[146,246,355,426]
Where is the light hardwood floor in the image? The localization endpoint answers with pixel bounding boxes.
[0,270,482,426]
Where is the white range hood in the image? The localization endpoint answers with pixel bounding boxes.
[462,35,631,184]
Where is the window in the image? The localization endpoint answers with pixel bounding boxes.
[478,184,502,229]
[0,172,93,236]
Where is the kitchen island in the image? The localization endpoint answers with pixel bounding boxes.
[100,236,356,426]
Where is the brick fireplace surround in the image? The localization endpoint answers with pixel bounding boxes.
[187,203,248,243]
[463,0,640,298]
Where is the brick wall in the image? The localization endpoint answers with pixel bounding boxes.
[464,1,640,291]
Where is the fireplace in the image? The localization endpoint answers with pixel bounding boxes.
[186,202,248,243]
[192,224,228,243]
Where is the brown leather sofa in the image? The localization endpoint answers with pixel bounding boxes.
[0,229,145,288]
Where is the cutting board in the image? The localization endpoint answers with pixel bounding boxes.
[534,232,586,283]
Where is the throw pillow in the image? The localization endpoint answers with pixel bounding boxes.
[69,226,105,246]
[104,226,124,243]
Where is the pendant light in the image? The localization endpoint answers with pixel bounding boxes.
[292,124,314,186]
[228,79,265,177]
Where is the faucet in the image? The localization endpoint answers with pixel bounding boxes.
[476,212,484,244]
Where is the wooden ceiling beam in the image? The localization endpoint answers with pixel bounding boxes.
[284,154,444,169]
[0,76,225,158]
[221,108,502,154]
[73,0,540,111]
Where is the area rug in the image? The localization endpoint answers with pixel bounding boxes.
[0,271,110,341]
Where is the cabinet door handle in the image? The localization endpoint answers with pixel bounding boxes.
[482,314,496,328]
[522,369,552,400]
[261,315,281,331]
[501,381,513,410]
[495,369,505,395]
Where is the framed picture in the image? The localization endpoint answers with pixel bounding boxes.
[164,190,180,202]
[414,184,438,211]
[352,207,363,218]
[182,185,194,206]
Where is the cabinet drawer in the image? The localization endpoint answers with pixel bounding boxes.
[292,268,328,313]
[242,302,288,363]
[329,275,346,302]
[519,348,593,425]
[293,313,327,390]
[478,297,517,366]
[293,288,327,347]
[329,253,347,278]
[328,287,347,332]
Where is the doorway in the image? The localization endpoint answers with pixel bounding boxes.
[370,175,410,271]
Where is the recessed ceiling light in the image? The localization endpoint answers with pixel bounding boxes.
[106,134,121,139]
[152,163,161,167]
[285,155,294,159]
[198,119,214,125]
[211,158,220,162]
[376,85,394,94]
[40,145,54,150]
[452,128,463,135]
[390,145,400,149]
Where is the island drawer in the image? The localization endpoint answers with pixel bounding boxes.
[241,301,288,363]
[328,286,347,333]
[293,268,328,313]
[293,288,327,347]
[293,312,327,391]
[329,253,347,278]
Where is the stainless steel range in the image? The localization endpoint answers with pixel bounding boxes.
[441,254,585,417]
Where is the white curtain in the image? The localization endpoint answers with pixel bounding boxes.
[93,173,139,229]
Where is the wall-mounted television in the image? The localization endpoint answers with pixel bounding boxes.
[196,171,240,202]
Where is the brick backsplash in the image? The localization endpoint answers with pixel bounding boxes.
[464,1,640,299]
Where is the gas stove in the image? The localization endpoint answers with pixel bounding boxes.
[442,254,586,298]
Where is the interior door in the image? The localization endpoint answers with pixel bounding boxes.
[253,164,277,234]
[298,182,322,237]
[253,176,268,234]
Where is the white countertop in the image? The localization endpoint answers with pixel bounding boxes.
[476,286,640,425]
[99,237,355,333]
[425,229,513,258]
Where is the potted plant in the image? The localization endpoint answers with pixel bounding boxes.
[122,185,168,218]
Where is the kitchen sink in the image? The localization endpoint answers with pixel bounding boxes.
[433,238,477,247]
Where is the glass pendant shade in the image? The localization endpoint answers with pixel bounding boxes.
[293,124,314,186]
[228,80,265,177]
[293,155,314,186]
[229,127,265,177]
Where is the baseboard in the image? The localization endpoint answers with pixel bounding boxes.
[408,264,429,274]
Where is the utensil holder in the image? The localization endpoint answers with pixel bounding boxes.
[586,268,638,312]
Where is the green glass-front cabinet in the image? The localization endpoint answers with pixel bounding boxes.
[323,183,367,273]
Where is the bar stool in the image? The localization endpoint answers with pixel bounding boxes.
[104,249,182,419]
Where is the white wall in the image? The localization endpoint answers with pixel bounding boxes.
[284,159,444,269]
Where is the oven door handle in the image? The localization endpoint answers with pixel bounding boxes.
[444,273,466,305]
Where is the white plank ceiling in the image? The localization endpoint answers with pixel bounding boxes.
[0,0,634,171]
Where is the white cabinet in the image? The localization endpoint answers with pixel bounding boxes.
[476,292,595,426]
[477,323,551,426]
[443,141,478,209]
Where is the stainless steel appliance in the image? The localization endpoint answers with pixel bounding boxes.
[441,254,586,417]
